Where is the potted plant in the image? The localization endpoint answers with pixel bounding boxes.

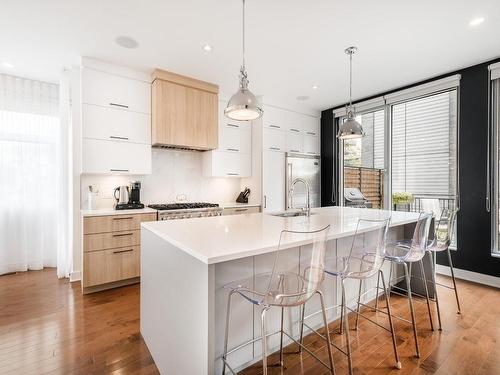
[392,192,414,211]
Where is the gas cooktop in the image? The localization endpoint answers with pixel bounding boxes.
[148,202,219,211]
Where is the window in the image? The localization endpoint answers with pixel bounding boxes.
[391,91,457,201]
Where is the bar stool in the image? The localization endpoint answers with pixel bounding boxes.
[379,212,433,359]
[425,208,461,331]
[221,225,335,375]
[300,218,400,375]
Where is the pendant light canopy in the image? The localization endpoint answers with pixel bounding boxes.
[337,46,365,140]
[224,0,263,121]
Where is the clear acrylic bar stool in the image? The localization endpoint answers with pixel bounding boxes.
[221,225,335,375]
[425,208,461,331]
[299,218,401,375]
[377,212,433,359]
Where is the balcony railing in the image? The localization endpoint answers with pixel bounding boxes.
[393,194,457,213]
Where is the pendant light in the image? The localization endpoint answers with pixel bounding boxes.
[337,46,365,139]
[224,0,263,121]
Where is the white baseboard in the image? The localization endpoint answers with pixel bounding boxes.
[69,271,81,283]
[436,264,500,289]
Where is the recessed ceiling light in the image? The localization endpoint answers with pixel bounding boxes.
[115,36,139,49]
[202,44,213,52]
[469,17,485,27]
[2,62,14,69]
[312,85,319,90]
[296,95,310,101]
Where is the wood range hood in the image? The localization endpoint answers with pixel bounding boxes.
[151,69,219,151]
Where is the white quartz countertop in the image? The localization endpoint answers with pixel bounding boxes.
[141,206,420,264]
[220,202,261,209]
[81,207,158,217]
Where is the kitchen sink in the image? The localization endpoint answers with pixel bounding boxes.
[270,210,314,217]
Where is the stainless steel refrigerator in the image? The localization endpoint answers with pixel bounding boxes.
[285,153,321,209]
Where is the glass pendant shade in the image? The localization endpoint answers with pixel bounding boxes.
[337,110,365,139]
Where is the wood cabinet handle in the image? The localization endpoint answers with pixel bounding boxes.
[109,102,129,109]
[113,217,134,221]
[110,169,130,172]
[110,136,129,140]
[112,232,134,237]
[269,125,281,129]
[113,249,134,254]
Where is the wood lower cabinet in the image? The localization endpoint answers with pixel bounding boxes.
[152,69,218,150]
[82,212,156,293]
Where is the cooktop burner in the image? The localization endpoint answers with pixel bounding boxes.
[148,202,219,211]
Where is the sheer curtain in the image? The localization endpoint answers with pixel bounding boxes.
[0,73,71,277]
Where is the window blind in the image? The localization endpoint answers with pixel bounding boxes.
[391,90,457,196]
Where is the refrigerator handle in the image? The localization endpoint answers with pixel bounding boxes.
[286,162,293,209]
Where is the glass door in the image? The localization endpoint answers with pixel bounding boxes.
[340,109,386,209]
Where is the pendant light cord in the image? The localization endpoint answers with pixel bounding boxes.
[349,51,353,107]
[242,0,246,69]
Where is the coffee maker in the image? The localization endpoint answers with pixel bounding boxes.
[115,181,145,210]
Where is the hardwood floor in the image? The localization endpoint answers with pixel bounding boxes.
[0,269,499,374]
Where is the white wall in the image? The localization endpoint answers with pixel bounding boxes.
[81,148,243,209]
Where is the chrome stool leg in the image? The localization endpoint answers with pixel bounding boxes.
[318,290,336,375]
[298,304,306,353]
[261,307,270,375]
[339,283,346,334]
[419,258,434,331]
[279,306,285,366]
[354,278,363,330]
[374,270,381,311]
[403,262,420,358]
[341,279,353,375]
[430,251,443,330]
[447,247,462,314]
[222,290,236,375]
[379,269,402,370]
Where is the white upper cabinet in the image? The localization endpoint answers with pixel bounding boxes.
[263,106,285,130]
[285,111,302,133]
[82,104,151,144]
[82,138,151,175]
[80,62,152,175]
[82,68,151,114]
[263,128,286,152]
[303,135,320,155]
[303,115,320,136]
[202,101,252,177]
[262,150,285,212]
[286,131,303,153]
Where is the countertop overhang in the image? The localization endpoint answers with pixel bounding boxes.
[141,206,421,265]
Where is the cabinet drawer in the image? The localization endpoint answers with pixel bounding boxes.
[82,138,152,175]
[83,104,151,144]
[84,230,140,252]
[83,213,156,234]
[222,206,260,216]
[82,68,151,114]
[285,111,303,133]
[83,246,140,287]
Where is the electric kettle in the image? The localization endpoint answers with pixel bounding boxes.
[114,186,130,205]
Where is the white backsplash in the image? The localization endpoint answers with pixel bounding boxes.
[81,148,243,209]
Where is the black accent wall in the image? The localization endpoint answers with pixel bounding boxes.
[320,58,500,277]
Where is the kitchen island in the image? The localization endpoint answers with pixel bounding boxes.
[140,206,420,375]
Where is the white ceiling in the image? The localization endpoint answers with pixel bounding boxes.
[1,0,500,112]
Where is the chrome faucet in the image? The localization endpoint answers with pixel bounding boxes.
[289,178,311,216]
